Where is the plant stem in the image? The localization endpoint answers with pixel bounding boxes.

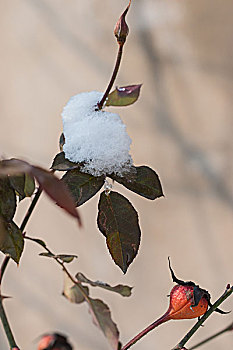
[0,187,42,349]
[97,43,123,110]
[25,236,91,304]
[20,187,42,232]
[173,285,233,350]
[0,187,42,286]
[121,312,170,350]
[0,298,19,349]
[189,321,233,349]
[121,286,233,350]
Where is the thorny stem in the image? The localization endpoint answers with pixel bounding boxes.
[173,285,233,350]
[0,187,42,349]
[97,43,124,110]
[0,298,19,349]
[121,312,170,350]
[189,321,233,349]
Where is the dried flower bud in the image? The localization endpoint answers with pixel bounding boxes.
[114,0,131,45]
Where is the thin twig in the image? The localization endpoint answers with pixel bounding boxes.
[0,298,19,349]
[121,312,170,350]
[97,44,123,110]
[189,321,233,349]
[25,236,91,305]
[173,285,233,350]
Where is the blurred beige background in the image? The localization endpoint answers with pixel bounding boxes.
[0,0,233,349]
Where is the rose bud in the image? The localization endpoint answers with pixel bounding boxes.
[121,258,229,350]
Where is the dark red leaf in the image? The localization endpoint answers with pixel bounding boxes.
[32,166,81,225]
[0,159,81,225]
[106,84,142,107]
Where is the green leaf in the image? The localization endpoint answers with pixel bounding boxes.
[76,272,132,297]
[62,169,105,207]
[39,252,54,258]
[24,173,35,197]
[63,274,89,304]
[0,178,16,221]
[51,152,81,171]
[9,174,25,200]
[88,298,121,350]
[106,84,142,107]
[28,237,47,248]
[56,254,78,263]
[97,191,141,273]
[39,252,77,263]
[111,166,163,200]
[9,173,35,200]
[0,218,24,263]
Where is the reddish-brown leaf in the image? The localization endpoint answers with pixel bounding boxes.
[0,159,81,225]
[106,84,142,107]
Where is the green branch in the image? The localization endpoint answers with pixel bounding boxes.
[189,321,233,349]
[0,187,42,349]
[0,187,42,285]
[25,236,91,304]
[173,285,233,350]
[0,298,19,349]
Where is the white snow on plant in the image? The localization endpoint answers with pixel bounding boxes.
[62,91,133,176]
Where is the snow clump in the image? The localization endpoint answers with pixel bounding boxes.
[62,91,133,177]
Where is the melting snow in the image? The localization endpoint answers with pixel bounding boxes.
[62,91,133,176]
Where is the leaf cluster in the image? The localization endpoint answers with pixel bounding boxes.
[52,151,163,273]
[63,271,132,349]
[0,159,81,263]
